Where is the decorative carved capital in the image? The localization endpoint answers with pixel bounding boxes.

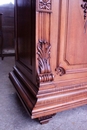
[55,67,65,76]
[37,40,54,82]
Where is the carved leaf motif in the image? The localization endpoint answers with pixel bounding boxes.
[37,40,51,74]
[37,40,54,82]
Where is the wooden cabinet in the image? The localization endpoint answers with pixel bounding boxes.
[9,0,87,124]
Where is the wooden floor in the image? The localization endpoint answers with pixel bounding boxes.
[0,57,87,130]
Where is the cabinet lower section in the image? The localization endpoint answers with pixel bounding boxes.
[9,66,87,124]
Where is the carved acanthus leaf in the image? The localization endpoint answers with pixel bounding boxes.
[37,40,54,82]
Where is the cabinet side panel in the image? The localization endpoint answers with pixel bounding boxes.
[15,0,36,83]
[17,0,32,67]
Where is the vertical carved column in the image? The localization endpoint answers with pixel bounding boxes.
[37,0,54,82]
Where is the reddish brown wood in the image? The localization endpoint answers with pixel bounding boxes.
[9,0,87,124]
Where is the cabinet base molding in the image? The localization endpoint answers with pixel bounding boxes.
[9,66,87,124]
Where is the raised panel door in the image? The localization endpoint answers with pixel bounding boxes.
[57,0,87,77]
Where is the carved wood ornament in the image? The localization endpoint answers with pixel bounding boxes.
[37,40,54,82]
[39,0,51,10]
[81,0,87,32]
[81,0,87,20]
[38,0,52,12]
[55,67,65,76]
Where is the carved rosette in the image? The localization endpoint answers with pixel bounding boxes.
[37,40,54,82]
[38,0,52,12]
[55,67,65,76]
[39,0,51,10]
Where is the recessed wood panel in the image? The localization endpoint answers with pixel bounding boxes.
[17,0,33,68]
[15,0,36,83]
[65,0,87,65]
[58,0,87,74]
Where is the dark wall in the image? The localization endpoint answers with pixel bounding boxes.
[0,3,14,51]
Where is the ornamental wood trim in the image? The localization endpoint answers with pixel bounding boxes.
[37,40,54,82]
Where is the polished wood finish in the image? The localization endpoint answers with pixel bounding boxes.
[9,0,87,124]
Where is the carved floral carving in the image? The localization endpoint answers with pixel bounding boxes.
[39,0,51,10]
[81,0,87,20]
[37,40,54,82]
[81,0,87,32]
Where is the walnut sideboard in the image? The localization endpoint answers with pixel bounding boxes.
[9,0,87,124]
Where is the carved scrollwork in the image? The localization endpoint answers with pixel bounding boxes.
[55,67,65,76]
[39,0,51,10]
[37,40,54,82]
